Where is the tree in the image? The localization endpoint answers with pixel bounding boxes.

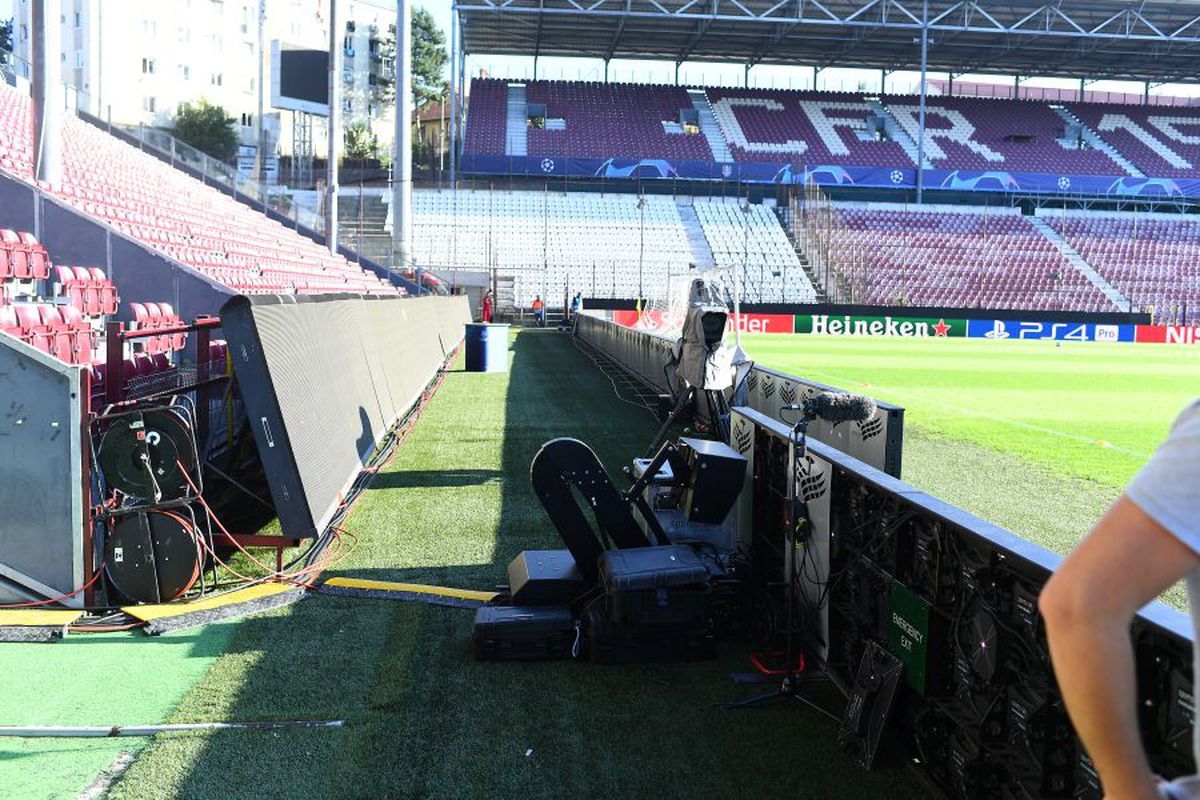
[172,99,239,162]
[344,120,379,161]
[0,18,13,56]
[411,9,448,109]
[378,9,448,109]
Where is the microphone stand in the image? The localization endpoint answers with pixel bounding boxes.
[724,402,840,720]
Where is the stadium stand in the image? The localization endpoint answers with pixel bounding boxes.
[0,220,186,368]
[464,78,510,156]
[461,79,1200,184]
[1067,103,1200,178]
[692,199,817,302]
[705,88,910,167]
[523,80,715,161]
[819,203,1115,311]
[411,189,695,306]
[1039,210,1200,323]
[883,96,1126,175]
[0,83,400,297]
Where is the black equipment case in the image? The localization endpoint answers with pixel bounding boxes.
[588,545,715,663]
[597,545,710,627]
[473,605,576,662]
[507,549,586,605]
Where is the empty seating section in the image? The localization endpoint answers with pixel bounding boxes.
[464,79,511,156]
[55,266,119,316]
[0,83,398,297]
[1041,211,1200,323]
[130,302,187,355]
[0,228,51,280]
[463,80,1200,182]
[0,224,182,367]
[692,200,816,303]
[884,96,1122,175]
[825,204,1113,312]
[705,89,909,167]
[411,190,693,306]
[523,81,713,162]
[0,297,97,364]
[1067,104,1200,178]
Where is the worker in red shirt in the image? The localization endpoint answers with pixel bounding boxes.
[481,290,493,323]
[532,295,545,327]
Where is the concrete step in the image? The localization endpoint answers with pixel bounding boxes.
[866,98,926,168]
[1050,106,1143,178]
[505,84,528,157]
[688,89,733,163]
[1028,214,1134,311]
[675,202,718,270]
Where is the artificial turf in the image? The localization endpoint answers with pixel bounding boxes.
[742,333,1198,599]
[22,330,1181,798]
[85,329,925,800]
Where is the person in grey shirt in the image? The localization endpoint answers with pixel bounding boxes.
[1041,400,1200,800]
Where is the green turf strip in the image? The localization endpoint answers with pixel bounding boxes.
[0,623,237,799]
[106,330,925,800]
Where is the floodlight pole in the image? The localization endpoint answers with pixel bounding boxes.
[735,200,748,353]
[31,0,63,190]
[254,0,266,183]
[449,7,459,187]
[326,0,340,256]
[393,0,414,268]
[638,195,646,300]
[915,0,928,205]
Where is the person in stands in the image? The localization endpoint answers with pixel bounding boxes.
[481,290,493,323]
[1040,399,1200,800]
[532,295,545,327]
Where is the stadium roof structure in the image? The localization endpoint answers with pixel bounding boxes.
[454,0,1200,84]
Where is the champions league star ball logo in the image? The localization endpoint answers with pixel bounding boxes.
[890,170,904,184]
[1057,176,1071,190]
[540,158,555,173]
[721,164,732,178]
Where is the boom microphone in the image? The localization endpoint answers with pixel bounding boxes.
[782,392,877,425]
[808,392,876,424]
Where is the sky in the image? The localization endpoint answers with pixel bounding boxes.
[3,0,1196,99]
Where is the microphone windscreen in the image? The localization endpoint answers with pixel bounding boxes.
[813,392,877,425]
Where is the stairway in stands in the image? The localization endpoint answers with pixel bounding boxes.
[866,98,927,168]
[689,89,733,163]
[676,202,718,270]
[776,207,828,302]
[338,191,393,265]
[505,84,529,157]
[1027,215,1134,311]
[1049,106,1143,177]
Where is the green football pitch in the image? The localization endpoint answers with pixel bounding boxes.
[743,333,1198,570]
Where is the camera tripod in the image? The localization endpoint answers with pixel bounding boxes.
[724,406,840,721]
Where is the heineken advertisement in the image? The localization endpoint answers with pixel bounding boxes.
[795,314,967,338]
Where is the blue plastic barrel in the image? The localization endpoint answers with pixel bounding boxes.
[464,323,510,373]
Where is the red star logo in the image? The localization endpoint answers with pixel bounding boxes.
[933,318,951,337]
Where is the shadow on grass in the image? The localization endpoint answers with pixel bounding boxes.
[109,329,927,800]
[366,468,503,491]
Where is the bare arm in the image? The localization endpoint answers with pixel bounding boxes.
[1040,496,1199,800]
